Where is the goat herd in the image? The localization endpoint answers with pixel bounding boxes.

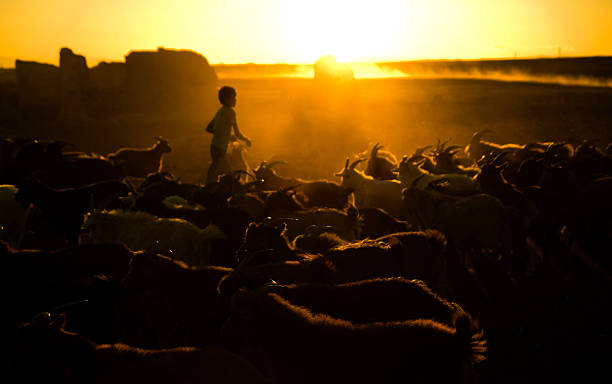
[1,131,610,383]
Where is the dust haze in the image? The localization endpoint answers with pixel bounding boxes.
[165,76,612,183]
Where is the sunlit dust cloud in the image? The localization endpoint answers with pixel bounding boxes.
[218,62,612,88]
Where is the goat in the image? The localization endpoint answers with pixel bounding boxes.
[14,311,269,384]
[398,155,481,196]
[325,230,449,293]
[430,139,479,176]
[335,158,405,218]
[403,187,513,257]
[235,220,309,266]
[268,204,361,242]
[465,130,524,163]
[0,241,135,340]
[118,252,232,348]
[107,137,172,178]
[14,178,132,245]
[292,225,348,254]
[221,290,486,384]
[358,207,415,239]
[217,255,336,301]
[254,161,352,209]
[81,209,225,266]
[263,277,464,326]
[0,184,31,248]
[364,142,398,180]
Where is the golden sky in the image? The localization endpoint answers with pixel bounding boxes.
[1,0,611,67]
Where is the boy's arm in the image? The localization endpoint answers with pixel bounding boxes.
[232,112,251,146]
[205,118,215,133]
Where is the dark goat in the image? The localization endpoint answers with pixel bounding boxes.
[14,179,132,245]
[34,151,123,189]
[217,255,336,302]
[107,137,172,178]
[324,230,448,293]
[0,241,134,335]
[292,225,348,254]
[265,277,464,326]
[430,139,479,177]
[365,142,398,180]
[254,161,352,209]
[235,220,308,266]
[358,207,415,239]
[14,311,269,384]
[118,252,232,348]
[221,290,486,384]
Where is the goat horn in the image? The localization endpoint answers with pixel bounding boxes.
[371,142,382,155]
[232,169,256,180]
[267,160,288,168]
[280,184,302,193]
[51,299,90,312]
[243,179,264,190]
[414,145,432,157]
[472,130,491,143]
[349,158,366,169]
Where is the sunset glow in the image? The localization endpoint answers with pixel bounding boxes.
[0,0,611,67]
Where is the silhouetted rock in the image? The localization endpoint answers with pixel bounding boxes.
[123,48,218,121]
[314,55,354,82]
[0,68,16,84]
[59,48,89,119]
[90,62,125,91]
[15,60,60,120]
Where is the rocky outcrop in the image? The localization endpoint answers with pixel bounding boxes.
[15,60,60,120]
[123,48,218,121]
[90,62,126,91]
[10,47,219,128]
[59,47,90,119]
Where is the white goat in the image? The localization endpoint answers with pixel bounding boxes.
[107,137,172,178]
[81,209,224,266]
[335,158,405,218]
[398,156,481,196]
[0,184,31,249]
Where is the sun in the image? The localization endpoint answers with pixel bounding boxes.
[281,0,410,63]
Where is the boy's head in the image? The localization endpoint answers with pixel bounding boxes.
[218,86,237,107]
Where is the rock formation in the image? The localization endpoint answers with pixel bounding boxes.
[59,47,90,119]
[123,47,218,121]
[15,60,60,120]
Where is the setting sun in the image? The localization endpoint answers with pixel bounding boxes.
[1,0,611,66]
[280,0,407,63]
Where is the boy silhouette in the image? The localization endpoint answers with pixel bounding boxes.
[205,86,251,185]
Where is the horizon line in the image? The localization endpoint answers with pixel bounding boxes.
[1,54,611,70]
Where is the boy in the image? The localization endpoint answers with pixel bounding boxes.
[205,86,251,185]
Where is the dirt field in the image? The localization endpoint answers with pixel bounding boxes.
[4,77,612,182]
[178,77,612,181]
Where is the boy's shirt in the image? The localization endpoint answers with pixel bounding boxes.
[211,105,236,152]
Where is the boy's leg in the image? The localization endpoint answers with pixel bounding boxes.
[205,146,227,185]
